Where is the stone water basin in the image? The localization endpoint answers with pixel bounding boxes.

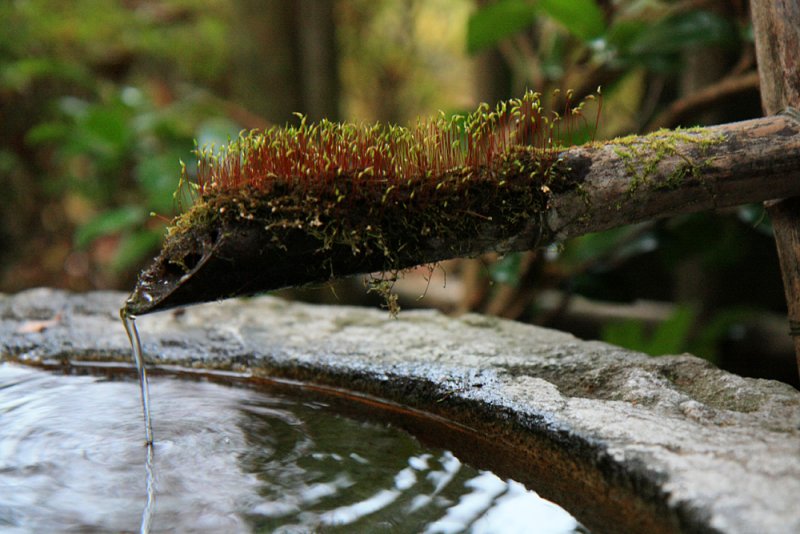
[1,289,799,533]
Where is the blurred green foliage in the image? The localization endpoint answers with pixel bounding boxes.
[601,305,696,357]
[600,305,763,362]
[0,0,236,285]
[467,0,741,72]
[468,0,606,54]
[1,0,230,84]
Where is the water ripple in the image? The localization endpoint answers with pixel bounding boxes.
[0,363,585,533]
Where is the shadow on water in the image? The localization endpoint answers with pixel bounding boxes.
[0,362,586,533]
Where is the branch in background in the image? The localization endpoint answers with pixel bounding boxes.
[646,71,760,131]
[220,100,272,130]
[497,39,544,90]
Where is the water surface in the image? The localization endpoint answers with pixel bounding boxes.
[0,363,585,533]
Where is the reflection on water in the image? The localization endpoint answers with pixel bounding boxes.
[0,363,585,533]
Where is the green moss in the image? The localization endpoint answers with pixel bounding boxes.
[158,90,600,310]
[610,127,724,200]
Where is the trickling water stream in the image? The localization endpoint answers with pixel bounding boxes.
[121,311,153,446]
[0,363,586,533]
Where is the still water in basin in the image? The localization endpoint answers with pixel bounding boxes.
[0,363,585,533]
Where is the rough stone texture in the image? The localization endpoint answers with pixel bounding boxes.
[1,288,799,533]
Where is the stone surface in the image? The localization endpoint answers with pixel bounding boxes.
[1,288,799,533]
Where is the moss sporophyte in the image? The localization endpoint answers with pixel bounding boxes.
[127,90,602,315]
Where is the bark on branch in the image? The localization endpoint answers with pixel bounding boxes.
[126,113,800,315]
[544,112,800,241]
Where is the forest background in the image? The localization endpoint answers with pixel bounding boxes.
[2,0,795,386]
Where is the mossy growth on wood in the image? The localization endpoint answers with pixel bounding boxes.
[132,90,598,315]
[612,127,725,203]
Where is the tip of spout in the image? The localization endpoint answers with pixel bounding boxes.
[123,210,400,315]
[122,224,218,316]
[123,285,158,316]
[123,272,182,316]
[122,217,290,315]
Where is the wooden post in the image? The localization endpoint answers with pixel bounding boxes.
[750,0,800,377]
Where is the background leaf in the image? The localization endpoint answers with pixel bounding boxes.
[537,0,605,41]
[112,229,164,272]
[647,305,696,355]
[74,206,145,249]
[601,306,697,356]
[626,11,737,59]
[467,0,538,54]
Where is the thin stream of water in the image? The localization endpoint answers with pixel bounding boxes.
[121,310,154,446]
[140,440,155,533]
[120,309,156,534]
